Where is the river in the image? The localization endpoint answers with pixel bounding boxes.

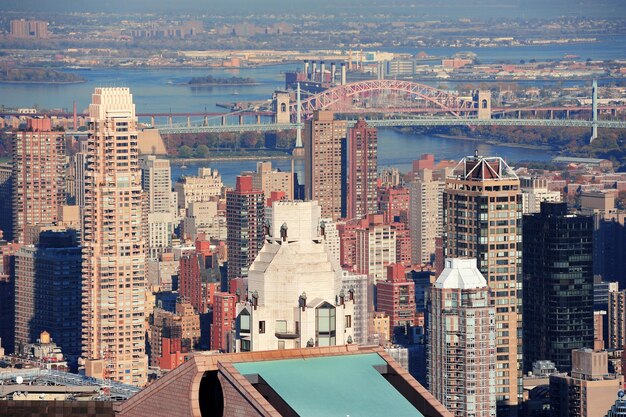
[4,38,623,184]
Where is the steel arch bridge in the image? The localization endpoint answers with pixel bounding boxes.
[290,79,477,118]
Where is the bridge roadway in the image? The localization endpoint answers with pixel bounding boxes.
[154,118,626,135]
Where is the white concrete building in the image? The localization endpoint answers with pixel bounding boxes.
[409,169,444,265]
[182,200,226,242]
[174,167,223,210]
[234,201,355,352]
[321,217,341,264]
[341,270,370,345]
[356,223,396,283]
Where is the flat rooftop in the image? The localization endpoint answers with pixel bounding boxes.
[234,352,424,417]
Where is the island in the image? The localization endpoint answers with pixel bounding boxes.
[187,74,257,86]
[0,66,86,84]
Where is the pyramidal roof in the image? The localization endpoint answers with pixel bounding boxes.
[450,153,518,181]
[434,258,487,290]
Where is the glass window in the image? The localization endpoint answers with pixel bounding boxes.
[275,320,287,333]
[239,311,250,333]
[259,321,265,334]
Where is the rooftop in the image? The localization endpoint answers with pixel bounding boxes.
[435,258,487,290]
[234,353,423,417]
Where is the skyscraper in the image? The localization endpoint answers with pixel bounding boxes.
[429,258,496,417]
[82,88,148,386]
[0,163,13,241]
[13,117,65,243]
[226,176,264,283]
[376,264,416,339]
[523,202,594,372]
[444,154,522,411]
[304,111,347,220]
[14,230,82,361]
[347,119,377,220]
[409,168,444,265]
[140,155,176,259]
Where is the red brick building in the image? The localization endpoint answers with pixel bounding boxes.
[376,264,416,339]
[211,292,236,352]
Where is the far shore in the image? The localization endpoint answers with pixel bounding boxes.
[0,79,86,85]
[169,154,295,163]
[428,133,556,151]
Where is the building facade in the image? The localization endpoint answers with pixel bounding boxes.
[443,154,522,410]
[13,117,65,243]
[82,88,148,385]
[608,289,626,350]
[429,258,496,417]
[304,111,347,220]
[234,201,355,352]
[225,176,265,283]
[409,169,444,265]
[523,202,594,372]
[347,119,378,221]
[376,264,416,339]
[14,230,82,361]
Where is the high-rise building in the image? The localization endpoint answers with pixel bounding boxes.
[409,168,444,265]
[340,270,370,345]
[376,264,416,339]
[347,119,377,221]
[14,230,82,361]
[73,137,89,209]
[10,19,49,38]
[550,349,623,417]
[523,202,594,372]
[233,201,354,352]
[226,176,264,282]
[608,288,626,350]
[356,214,397,283]
[304,111,347,220]
[179,237,222,314]
[210,292,236,352]
[520,176,561,214]
[13,117,65,243]
[140,155,176,259]
[82,87,147,386]
[174,167,223,210]
[244,161,293,201]
[0,163,13,240]
[429,258,496,417]
[443,154,522,410]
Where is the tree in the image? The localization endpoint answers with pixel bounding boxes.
[194,144,210,158]
[179,145,193,158]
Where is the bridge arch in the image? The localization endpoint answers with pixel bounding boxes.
[290,79,476,119]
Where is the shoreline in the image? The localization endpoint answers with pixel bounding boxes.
[431,133,556,150]
[0,79,86,85]
[169,154,295,163]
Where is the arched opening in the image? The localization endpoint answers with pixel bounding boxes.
[280,103,287,112]
[199,370,224,417]
[481,99,488,109]
[315,302,336,346]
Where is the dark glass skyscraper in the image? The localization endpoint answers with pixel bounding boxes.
[523,202,594,373]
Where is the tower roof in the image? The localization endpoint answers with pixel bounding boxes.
[434,258,487,290]
[449,153,518,181]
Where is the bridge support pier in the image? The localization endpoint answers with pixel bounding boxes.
[168,115,173,126]
[203,116,208,126]
[239,115,244,125]
[187,116,191,127]
[221,115,227,126]
[151,116,155,127]
[517,110,521,119]
[566,110,570,118]
[591,79,598,143]
[256,114,261,124]
[549,110,554,119]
